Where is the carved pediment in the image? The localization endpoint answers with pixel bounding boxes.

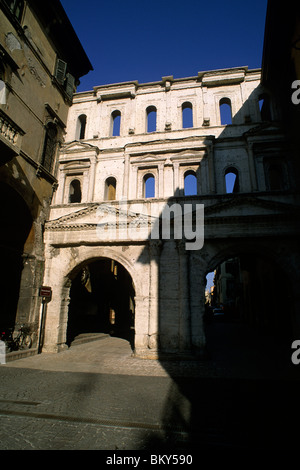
[131,148,205,165]
[46,203,153,232]
[62,160,90,170]
[244,122,284,138]
[173,149,205,159]
[205,196,300,219]
[131,153,165,164]
[61,140,100,155]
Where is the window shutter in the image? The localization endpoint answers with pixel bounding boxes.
[65,73,75,98]
[55,59,67,85]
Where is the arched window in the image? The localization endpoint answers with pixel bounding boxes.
[182,102,193,128]
[143,174,155,198]
[146,106,157,132]
[220,98,232,125]
[225,167,239,193]
[258,93,272,121]
[69,179,82,203]
[41,122,57,173]
[184,171,197,195]
[111,110,121,136]
[77,114,87,140]
[105,177,117,200]
[268,164,282,190]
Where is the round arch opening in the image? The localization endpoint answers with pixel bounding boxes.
[204,252,293,338]
[203,249,295,373]
[66,258,135,349]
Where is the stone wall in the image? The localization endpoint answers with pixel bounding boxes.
[43,66,300,357]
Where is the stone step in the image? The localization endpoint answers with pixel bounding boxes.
[70,333,109,347]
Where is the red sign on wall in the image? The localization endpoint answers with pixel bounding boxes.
[39,286,52,300]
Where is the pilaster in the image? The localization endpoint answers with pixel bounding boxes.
[148,240,162,352]
[176,240,191,352]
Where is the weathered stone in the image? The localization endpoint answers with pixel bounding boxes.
[42,67,300,357]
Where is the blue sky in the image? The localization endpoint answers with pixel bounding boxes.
[60,0,268,92]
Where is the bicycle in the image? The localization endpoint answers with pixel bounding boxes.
[0,325,32,352]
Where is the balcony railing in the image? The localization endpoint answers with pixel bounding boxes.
[0,108,24,153]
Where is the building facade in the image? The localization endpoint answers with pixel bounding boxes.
[0,0,92,343]
[42,66,300,358]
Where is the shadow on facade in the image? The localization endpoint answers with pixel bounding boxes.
[134,89,300,450]
[137,207,299,450]
[0,154,48,336]
[0,180,33,329]
[51,84,299,450]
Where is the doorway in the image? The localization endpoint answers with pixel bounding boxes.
[66,258,135,349]
[204,253,293,371]
[0,182,33,329]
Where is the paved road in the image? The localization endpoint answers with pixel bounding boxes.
[0,323,300,452]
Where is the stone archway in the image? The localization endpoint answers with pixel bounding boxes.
[200,240,299,377]
[66,258,135,349]
[0,182,33,328]
[42,246,148,355]
[204,242,295,339]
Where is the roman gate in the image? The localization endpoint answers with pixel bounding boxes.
[42,67,300,358]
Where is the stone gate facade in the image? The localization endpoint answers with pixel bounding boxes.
[42,66,300,358]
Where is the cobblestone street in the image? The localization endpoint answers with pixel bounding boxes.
[1,324,300,451]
